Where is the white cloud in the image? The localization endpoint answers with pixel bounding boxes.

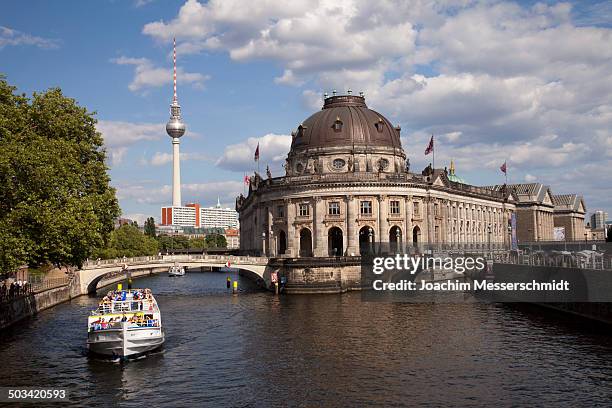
[122,213,151,225]
[96,120,163,165]
[215,133,291,173]
[146,151,213,166]
[274,69,303,86]
[115,180,244,207]
[142,0,612,215]
[142,0,416,83]
[134,0,154,7]
[112,56,209,93]
[0,26,59,50]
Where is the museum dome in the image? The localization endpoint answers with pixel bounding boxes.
[289,94,403,155]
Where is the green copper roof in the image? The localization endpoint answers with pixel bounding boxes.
[448,160,466,184]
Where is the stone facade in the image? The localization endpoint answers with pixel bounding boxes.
[552,194,586,241]
[237,95,516,258]
[238,173,515,257]
[486,184,589,242]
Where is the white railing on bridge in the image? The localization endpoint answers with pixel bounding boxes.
[83,254,269,269]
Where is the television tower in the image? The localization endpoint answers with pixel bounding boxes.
[166,37,186,207]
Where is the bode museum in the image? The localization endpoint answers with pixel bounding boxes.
[235,93,587,292]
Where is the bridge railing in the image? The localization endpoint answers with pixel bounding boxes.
[30,277,70,293]
[82,254,269,269]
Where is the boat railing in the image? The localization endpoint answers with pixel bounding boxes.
[89,319,161,331]
[93,299,157,315]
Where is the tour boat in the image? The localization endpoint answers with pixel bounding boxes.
[87,288,164,359]
[168,263,185,277]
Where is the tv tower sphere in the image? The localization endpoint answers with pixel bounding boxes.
[166,108,186,138]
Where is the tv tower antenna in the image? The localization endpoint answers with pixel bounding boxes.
[166,37,186,207]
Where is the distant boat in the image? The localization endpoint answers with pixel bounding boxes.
[168,263,185,277]
[87,288,164,359]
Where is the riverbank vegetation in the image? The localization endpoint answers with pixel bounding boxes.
[92,225,229,259]
[0,76,120,272]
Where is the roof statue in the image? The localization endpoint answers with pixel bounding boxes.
[447,159,466,184]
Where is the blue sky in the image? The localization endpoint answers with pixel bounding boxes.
[1,0,611,224]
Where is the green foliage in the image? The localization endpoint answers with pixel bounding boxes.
[156,234,190,252]
[0,76,120,271]
[189,237,207,249]
[144,217,156,238]
[92,224,159,259]
[205,233,227,248]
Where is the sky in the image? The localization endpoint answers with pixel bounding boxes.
[1,0,611,225]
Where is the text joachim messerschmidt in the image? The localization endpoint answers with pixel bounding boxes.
[372,279,570,292]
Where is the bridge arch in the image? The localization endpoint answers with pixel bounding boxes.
[78,256,270,294]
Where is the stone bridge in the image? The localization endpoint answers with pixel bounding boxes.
[77,255,270,294]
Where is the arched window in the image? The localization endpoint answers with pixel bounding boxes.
[299,228,313,257]
[278,230,287,255]
[328,227,343,256]
[359,226,375,255]
[413,226,421,244]
[389,226,402,253]
[375,118,385,132]
[297,124,307,137]
[333,116,343,132]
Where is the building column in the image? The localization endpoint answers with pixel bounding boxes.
[314,196,326,257]
[286,199,295,257]
[346,196,357,255]
[404,196,412,248]
[426,196,433,244]
[379,195,389,244]
[267,206,274,256]
[533,210,538,241]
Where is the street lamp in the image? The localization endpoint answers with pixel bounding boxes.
[368,227,374,254]
[487,224,492,256]
[262,231,266,257]
[395,229,401,253]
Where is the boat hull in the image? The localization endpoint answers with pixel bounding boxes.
[88,323,164,358]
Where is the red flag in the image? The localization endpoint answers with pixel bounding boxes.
[244,175,250,185]
[254,142,260,161]
[424,135,434,155]
[500,161,507,174]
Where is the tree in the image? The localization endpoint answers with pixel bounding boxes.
[0,76,120,271]
[157,234,190,252]
[189,237,207,249]
[205,233,227,248]
[92,224,159,259]
[607,225,612,242]
[144,217,156,238]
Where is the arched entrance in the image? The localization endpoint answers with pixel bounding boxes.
[278,230,287,255]
[359,226,374,255]
[412,226,421,244]
[389,226,402,253]
[299,228,313,257]
[328,227,343,256]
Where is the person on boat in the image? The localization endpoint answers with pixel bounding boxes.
[121,314,127,322]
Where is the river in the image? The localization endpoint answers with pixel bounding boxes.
[0,271,611,407]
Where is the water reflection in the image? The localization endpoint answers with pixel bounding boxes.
[0,271,610,406]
